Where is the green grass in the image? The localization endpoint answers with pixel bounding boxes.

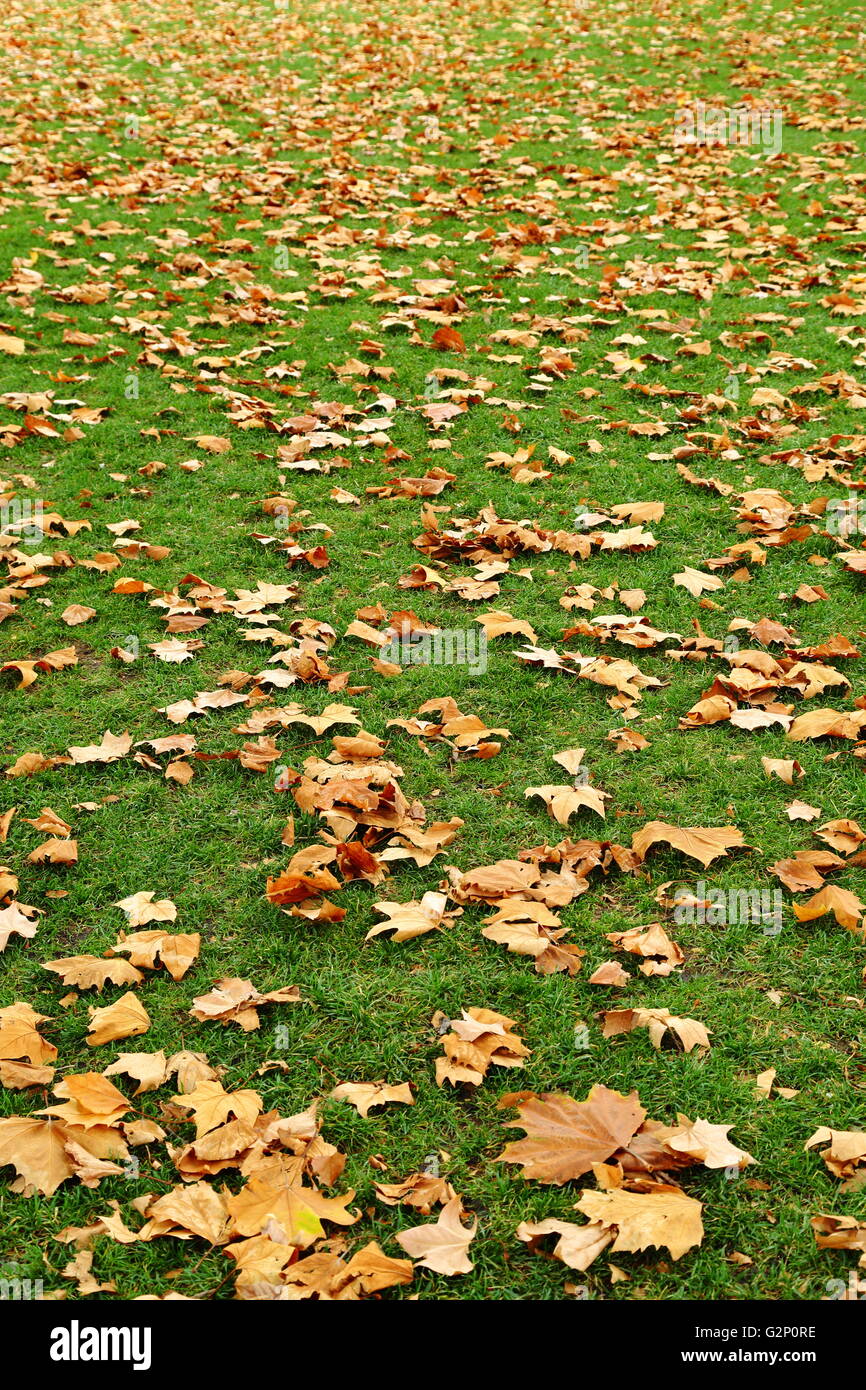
[0,0,865,1300]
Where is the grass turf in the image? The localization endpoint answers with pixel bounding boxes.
[0,0,864,1300]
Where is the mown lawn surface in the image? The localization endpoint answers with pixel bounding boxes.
[0,0,865,1301]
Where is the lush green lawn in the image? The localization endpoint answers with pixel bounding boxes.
[0,0,864,1300]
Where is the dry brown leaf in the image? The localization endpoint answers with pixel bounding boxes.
[498,1085,646,1183]
[190,977,301,1031]
[42,956,145,992]
[68,731,132,764]
[329,1081,414,1117]
[632,821,745,868]
[525,783,608,823]
[395,1196,476,1275]
[516,1216,613,1271]
[86,992,151,1047]
[574,1187,704,1261]
[792,884,864,933]
[366,892,457,942]
[102,1051,169,1095]
[601,1008,711,1054]
[113,892,178,927]
[112,929,200,981]
[0,1116,76,1194]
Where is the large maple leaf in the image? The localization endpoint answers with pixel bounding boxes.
[498,1084,646,1183]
